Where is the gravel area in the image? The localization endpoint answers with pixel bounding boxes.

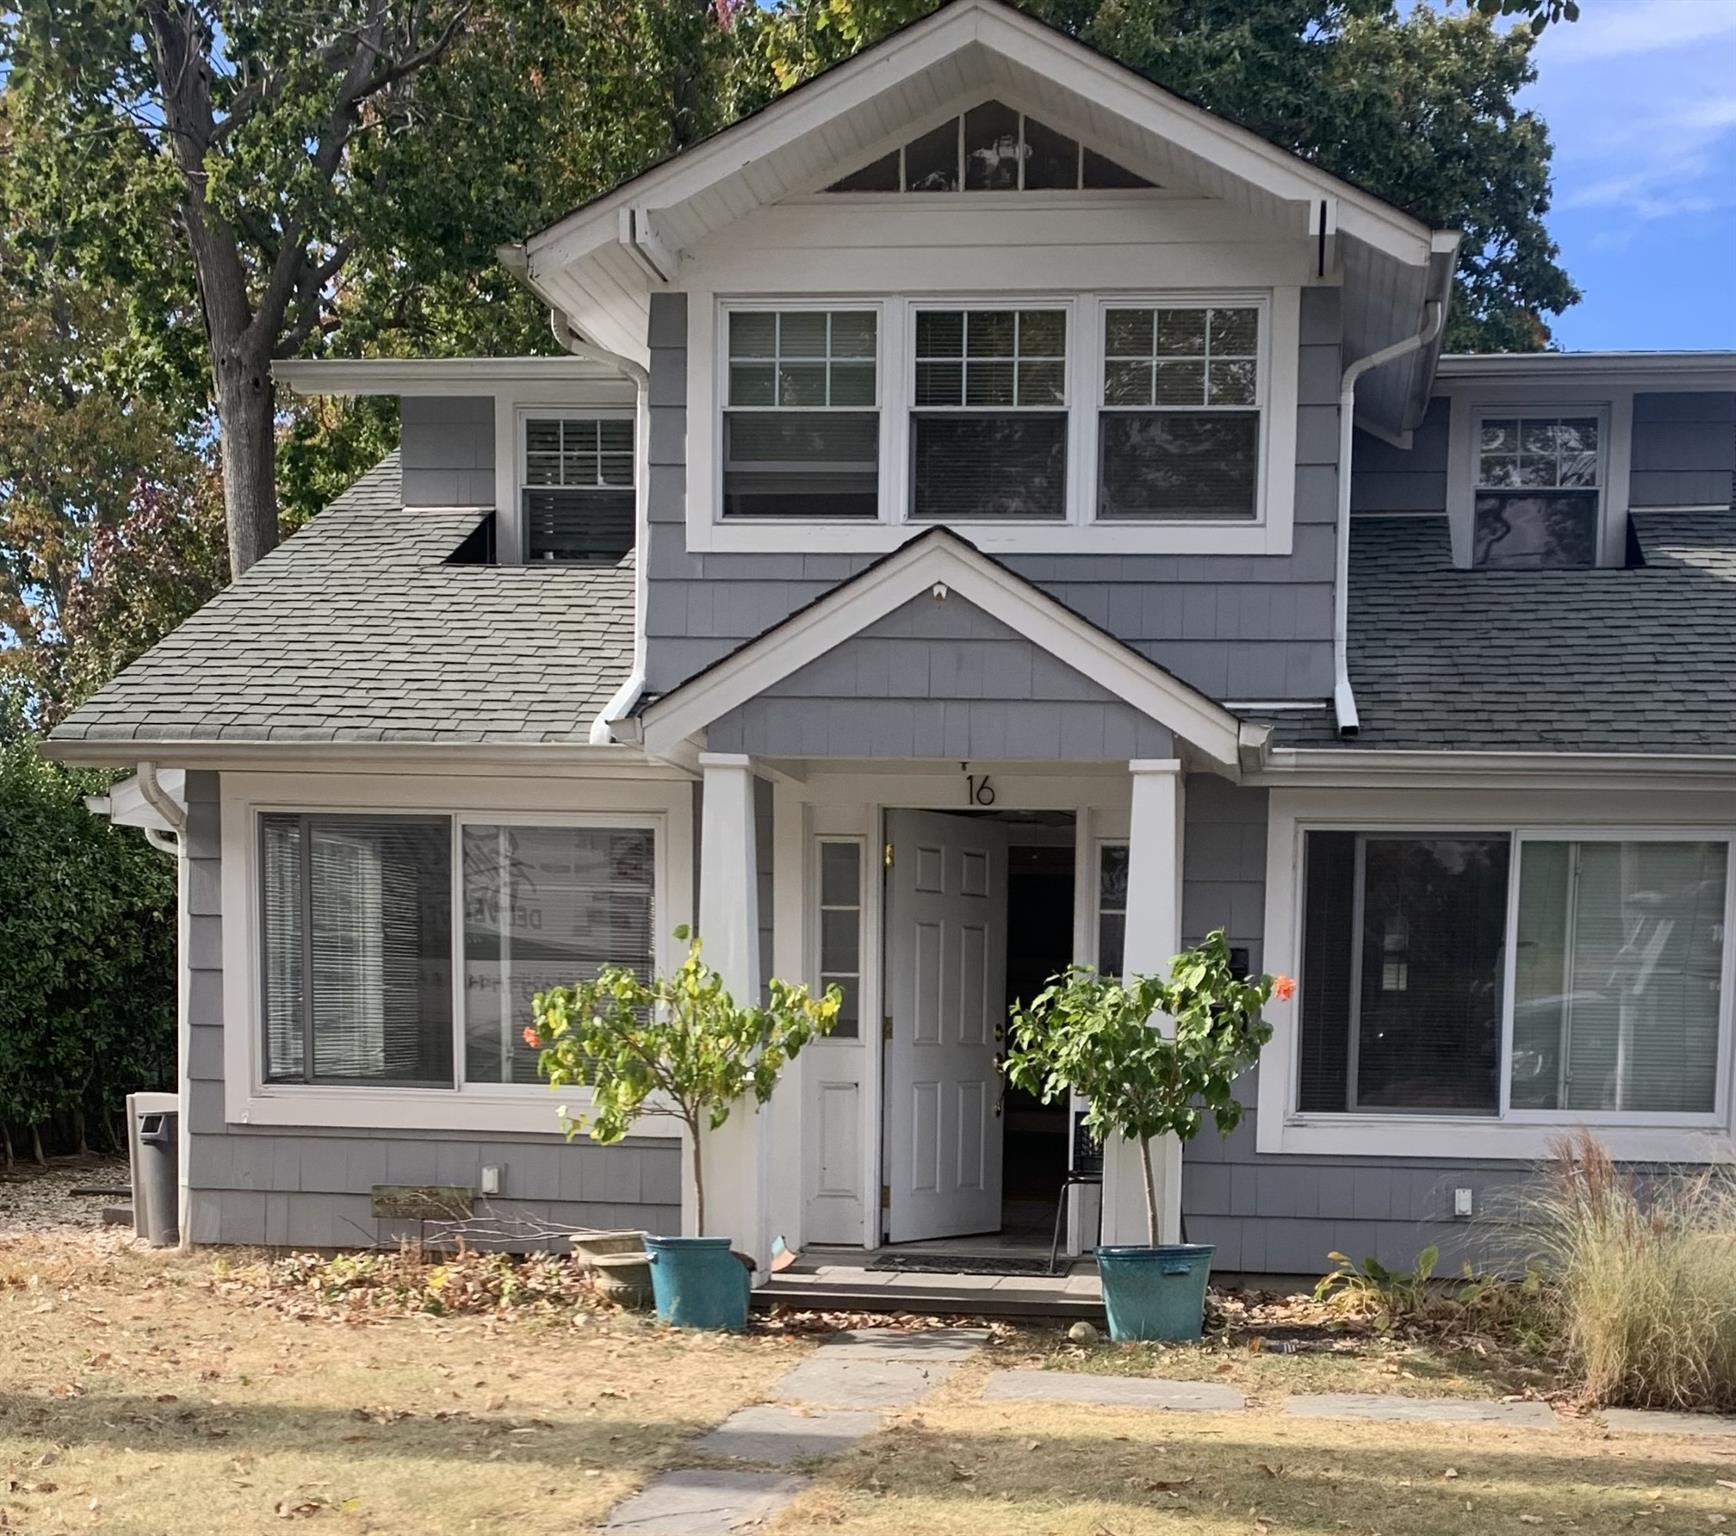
[0,1156,131,1236]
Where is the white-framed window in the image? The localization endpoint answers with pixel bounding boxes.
[694,289,1300,556]
[225,774,692,1135]
[1098,300,1266,522]
[814,838,865,1040]
[909,304,1070,522]
[1286,821,1734,1141]
[720,304,880,521]
[1472,409,1605,569]
[824,100,1153,194]
[519,411,635,562]
[1096,842,1129,977]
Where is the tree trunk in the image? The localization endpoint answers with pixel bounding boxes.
[690,1124,706,1236]
[1137,1133,1158,1248]
[72,1105,88,1157]
[2,1124,12,1169]
[214,344,280,578]
[30,1124,45,1167]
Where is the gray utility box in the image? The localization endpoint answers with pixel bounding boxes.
[127,1091,180,1247]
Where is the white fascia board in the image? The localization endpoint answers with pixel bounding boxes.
[524,0,1448,278]
[1436,352,1736,389]
[638,531,1246,769]
[1256,747,1736,791]
[274,357,626,397]
[37,738,683,778]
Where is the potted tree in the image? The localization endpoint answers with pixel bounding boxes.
[1005,930,1292,1341]
[530,926,839,1330]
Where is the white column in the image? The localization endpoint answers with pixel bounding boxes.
[694,753,768,1265]
[1102,758,1185,1247]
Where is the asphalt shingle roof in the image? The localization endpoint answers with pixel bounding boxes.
[51,455,635,745]
[1280,509,1736,754]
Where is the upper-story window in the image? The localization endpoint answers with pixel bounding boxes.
[825,100,1153,194]
[911,307,1068,521]
[522,414,634,562]
[1099,303,1263,521]
[1472,411,1603,569]
[722,307,880,520]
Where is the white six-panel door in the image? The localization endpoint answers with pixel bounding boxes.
[885,810,1009,1242]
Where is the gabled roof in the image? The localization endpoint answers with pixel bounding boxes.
[510,0,1457,435]
[1277,510,1736,755]
[632,526,1263,771]
[47,456,636,755]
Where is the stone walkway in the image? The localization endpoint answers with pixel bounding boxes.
[604,1340,1734,1531]
[600,1328,986,1534]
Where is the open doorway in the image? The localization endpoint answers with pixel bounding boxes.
[880,808,1076,1251]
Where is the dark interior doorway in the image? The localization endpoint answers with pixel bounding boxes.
[1002,840,1075,1238]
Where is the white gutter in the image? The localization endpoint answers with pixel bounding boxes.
[1333,300,1444,737]
[135,761,189,840]
[497,240,651,747]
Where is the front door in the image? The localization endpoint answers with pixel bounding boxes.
[884,810,1009,1242]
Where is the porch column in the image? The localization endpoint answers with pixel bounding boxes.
[1102,758,1185,1246]
[694,753,770,1266]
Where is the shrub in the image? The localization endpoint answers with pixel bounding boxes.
[1529,1131,1736,1410]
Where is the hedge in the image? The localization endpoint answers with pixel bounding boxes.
[0,741,175,1163]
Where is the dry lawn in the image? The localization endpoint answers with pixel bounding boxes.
[779,1351,1736,1535]
[0,1233,806,1534]
[3,1233,1735,1536]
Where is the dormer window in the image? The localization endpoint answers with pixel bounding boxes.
[1472,412,1603,569]
[522,414,634,562]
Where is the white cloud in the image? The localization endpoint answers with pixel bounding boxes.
[1543,0,1736,61]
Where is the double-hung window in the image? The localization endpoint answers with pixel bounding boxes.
[1295,827,1731,1125]
[910,307,1068,521]
[1472,413,1602,569]
[522,415,635,562]
[722,308,879,519]
[1098,303,1262,521]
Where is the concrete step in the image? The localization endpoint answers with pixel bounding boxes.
[753,1277,1105,1321]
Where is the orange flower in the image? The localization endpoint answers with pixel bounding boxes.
[522,1026,542,1049]
[1272,975,1297,1003]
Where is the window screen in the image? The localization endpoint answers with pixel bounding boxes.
[723,309,879,519]
[910,308,1067,521]
[1473,416,1601,569]
[1298,832,1509,1115]
[1510,840,1725,1115]
[462,824,656,1085]
[260,815,453,1087]
[1099,305,1260,520]
[817,841,863,1040]
[522,417,634,562]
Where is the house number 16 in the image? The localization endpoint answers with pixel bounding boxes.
[965,773,996,807]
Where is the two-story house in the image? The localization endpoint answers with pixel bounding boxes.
[49,0,1736,1278]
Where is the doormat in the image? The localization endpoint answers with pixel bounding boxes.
[866,1253,1058,1278]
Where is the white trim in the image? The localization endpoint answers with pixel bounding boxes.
[275,356,627,395]
[220,771,693,1135]
[1437,352,1736,388]
[637,531,1247,769]
[1256,786,1736,1163]
[687,286,1299,556]
[1258,748,1736,791]
[1443,386,1635,570]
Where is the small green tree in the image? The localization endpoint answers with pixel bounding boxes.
[1005,930,1292,1247]
[531,927,840,1235]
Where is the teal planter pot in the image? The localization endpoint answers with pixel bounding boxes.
[1096,1243,1215,1341]
[644,1235,751,1330]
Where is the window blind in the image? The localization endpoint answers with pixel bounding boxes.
[523,417,635,562]
[462,825,656,1085]
[1510,840,1725,1114]
[260,815,452,1087]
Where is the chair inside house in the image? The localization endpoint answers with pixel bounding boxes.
[1050,1111,1103,1274]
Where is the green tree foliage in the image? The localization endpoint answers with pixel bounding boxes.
[532,929,839,1234]
[754,0,1578,350]
[0,743,176,1164]
[1006,931,1286,1245]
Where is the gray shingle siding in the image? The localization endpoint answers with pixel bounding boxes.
[644,288,1342,712]
[400,395,494,507]
[706,592,1175,759]
[1631,390,1736,508]
[182,769,681,1249]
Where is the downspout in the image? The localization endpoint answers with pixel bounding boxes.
[497,243,652,746]
[1333,300,1444,736]
[136,760,188,838]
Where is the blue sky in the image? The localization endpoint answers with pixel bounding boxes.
[1510,0,1736,350]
